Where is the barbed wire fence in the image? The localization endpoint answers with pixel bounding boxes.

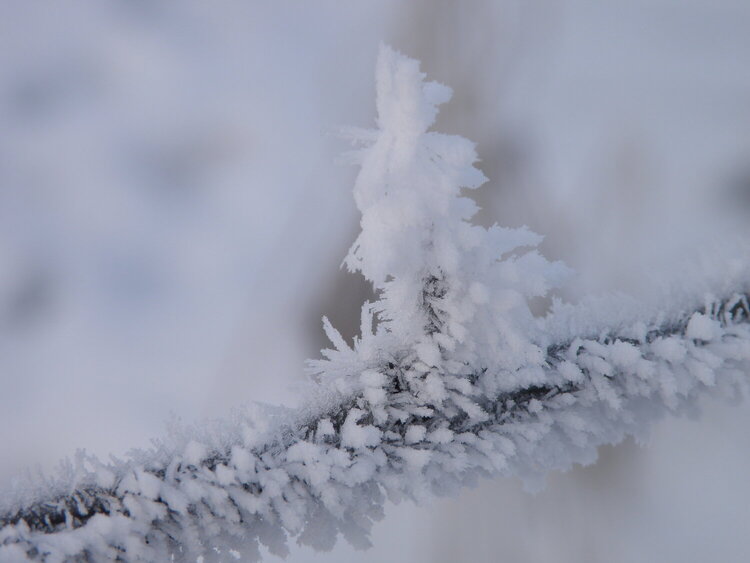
[2,46,750,562]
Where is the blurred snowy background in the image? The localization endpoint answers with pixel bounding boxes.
[2,1,750,561]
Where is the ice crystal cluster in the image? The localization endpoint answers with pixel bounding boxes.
[2,45,750,562]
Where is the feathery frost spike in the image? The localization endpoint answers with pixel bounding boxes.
[342,44,568,387]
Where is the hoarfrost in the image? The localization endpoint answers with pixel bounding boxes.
[1,45,749,562]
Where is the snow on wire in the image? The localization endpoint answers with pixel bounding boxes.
[2,45,750,562]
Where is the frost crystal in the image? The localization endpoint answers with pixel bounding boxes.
[343,46,568,379]
[2,45,750,562]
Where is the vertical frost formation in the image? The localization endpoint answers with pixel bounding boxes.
[2,46,750,562]
[332,44,568,395]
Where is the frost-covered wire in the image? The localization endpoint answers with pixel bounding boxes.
[2,45,750,562]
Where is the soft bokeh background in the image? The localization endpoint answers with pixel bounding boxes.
[2,1,750,561]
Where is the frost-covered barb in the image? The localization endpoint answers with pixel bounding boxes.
[2,45,750,562]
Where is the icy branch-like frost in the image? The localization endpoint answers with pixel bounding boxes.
[2,45,750,561]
